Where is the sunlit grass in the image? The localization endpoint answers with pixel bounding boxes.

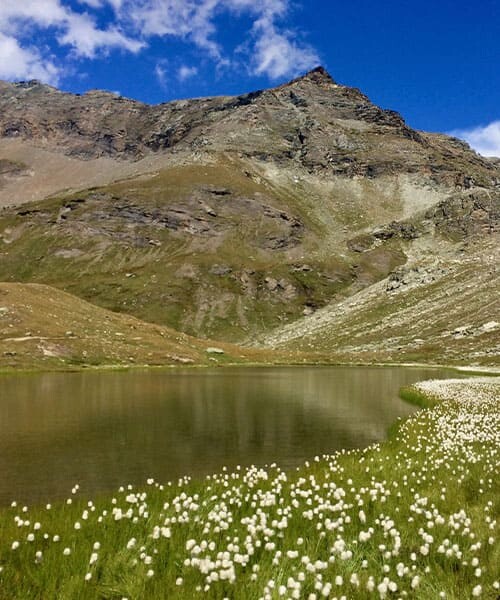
[0,378,498,599]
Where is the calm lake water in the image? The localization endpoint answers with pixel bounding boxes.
[0,366,457,505]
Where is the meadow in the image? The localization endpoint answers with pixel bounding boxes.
[0,377,498,599]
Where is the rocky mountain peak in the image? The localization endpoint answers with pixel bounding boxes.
[300,65,335,83]
[11,80,58,94]
[282,66,336,89]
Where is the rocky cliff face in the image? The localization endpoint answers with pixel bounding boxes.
[0,68,498,363]
[0,68,497,183]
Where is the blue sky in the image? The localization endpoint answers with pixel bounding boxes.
[0,0,499,155]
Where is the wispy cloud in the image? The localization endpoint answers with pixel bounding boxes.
[251,24,319,79]
[0,0,318,85]
[58,13,144,59]
[126,0,223,60]
[177,65,198,82]
[155,62,168,88]
[449,121,500,158]
[242,0,319,79]
[118,0,318,77]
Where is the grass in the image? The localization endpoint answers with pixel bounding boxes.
[273,252,499,368]
[398,386,437,409]
[0,377,498,599]
[0,281,299,371]
[0,158,413,344]
[0,159,27,175]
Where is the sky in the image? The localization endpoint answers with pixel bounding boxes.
[0,0,499,156]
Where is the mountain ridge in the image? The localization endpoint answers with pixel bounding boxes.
[0,66,337,107]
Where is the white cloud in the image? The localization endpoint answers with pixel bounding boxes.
[251,24,319,79]
[225,0,319,78]
[450,121,500,158]
[111,0,318,77]
[177,65,198,81]
[0,1,67,30]
[78,0,124,9]
[0,0,143,82]
[0,32,60,84]
[58,12,144,58]
[77,0,104,8]
[125,0,222,58]
[0,0,319,85]
[155,62,168,87]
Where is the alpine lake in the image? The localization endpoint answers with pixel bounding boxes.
[0,366,460,506]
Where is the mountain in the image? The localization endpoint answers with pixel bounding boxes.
[1,68,497,203]
[0,67,498,366]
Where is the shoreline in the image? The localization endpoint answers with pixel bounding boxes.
[1,358,499,378]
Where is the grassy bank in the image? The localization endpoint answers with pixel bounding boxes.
[0,378,498,599]
[398,386,437,409]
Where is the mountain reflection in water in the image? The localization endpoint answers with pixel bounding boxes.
[0,366,457,504]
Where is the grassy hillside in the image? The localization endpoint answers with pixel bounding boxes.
[0,282,283,371]
[258,236,500,366]
[0,160,408,343]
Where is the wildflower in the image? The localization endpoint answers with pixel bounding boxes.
[377,581,388,597]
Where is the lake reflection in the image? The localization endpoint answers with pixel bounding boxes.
[0,366,456,504]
